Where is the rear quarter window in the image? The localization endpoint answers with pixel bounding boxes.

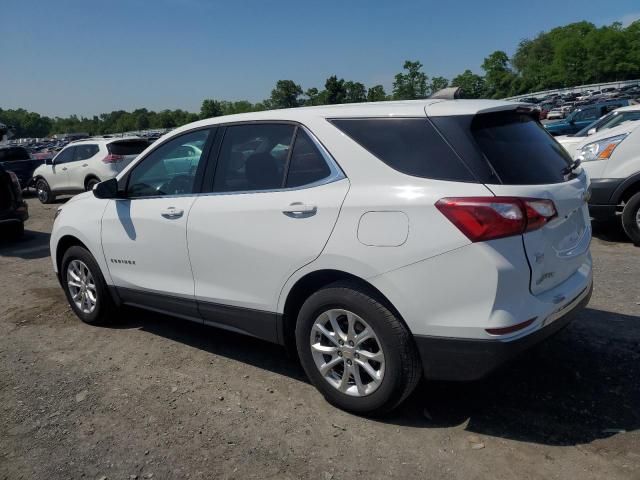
[469,112,572,185]
[329,118,474,182]
[108,140,149,156]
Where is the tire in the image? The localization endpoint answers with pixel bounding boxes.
[35,178,55,204]
[622,191,640,246]
[295,281,421,415]
[85,177,100,191]
[60,246,117,325]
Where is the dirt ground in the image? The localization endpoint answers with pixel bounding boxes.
[1,196,639,480]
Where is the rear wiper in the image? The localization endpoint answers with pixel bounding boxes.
[561,158,581,176]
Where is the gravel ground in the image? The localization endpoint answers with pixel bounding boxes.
[1,197,639,480]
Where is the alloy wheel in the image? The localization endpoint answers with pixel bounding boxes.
[310,309,385,397]
[66,259,97,314]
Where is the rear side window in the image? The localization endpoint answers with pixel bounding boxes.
[329,118,474,182]
[285,130,331,188]
[108,140,149,156]
[0,147,30,162]
[470,112,572,185]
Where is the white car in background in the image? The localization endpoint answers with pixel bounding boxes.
[32,137,149,203]
[50,100,592,414]
[556,105,640,156]
[576,120,640,243]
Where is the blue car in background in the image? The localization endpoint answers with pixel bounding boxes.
[545,99,630,136]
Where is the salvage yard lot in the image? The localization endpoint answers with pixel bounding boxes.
[1,197,639,480]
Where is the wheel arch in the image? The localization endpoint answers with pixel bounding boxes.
[612,172,640,205]
[280,269,407,353]
[55,235,90,276]
[84,174,101,190]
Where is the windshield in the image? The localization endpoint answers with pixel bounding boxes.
[574,110,640,137]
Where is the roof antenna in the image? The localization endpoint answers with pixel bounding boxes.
[429,87,463,100]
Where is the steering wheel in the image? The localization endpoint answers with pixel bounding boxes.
[163,175,192,195]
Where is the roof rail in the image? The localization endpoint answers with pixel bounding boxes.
[429,87,463,100]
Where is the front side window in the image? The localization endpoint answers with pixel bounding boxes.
[573,109,598,122]
[213,124,295,192]
[126,129,210,198]
[75,144,99,161]
[54,147,75,165]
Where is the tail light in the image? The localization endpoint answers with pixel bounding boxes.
[436,196,557,242]
[102,154,125,164]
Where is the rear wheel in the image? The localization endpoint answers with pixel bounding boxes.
[61,246,117,325]
[85,177,100,191]
[35,178,55,204]
[622,191,640,246]
[295,281,421,415]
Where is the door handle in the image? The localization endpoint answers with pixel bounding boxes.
[62,167,68,171]
[282,203,317,218]
[161,207,184,219]
[82,163,88,167]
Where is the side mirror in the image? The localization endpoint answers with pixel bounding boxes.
[93,178,120,199]
[45,158,53,166]
[587,128,596,136]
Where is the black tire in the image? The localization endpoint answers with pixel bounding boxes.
[35,178,55,204]
[85,177,100,191]
[295,281,422,415]
[622,191,640,246]
[60,246,117,325]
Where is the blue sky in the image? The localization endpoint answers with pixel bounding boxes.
[1,0,639,117]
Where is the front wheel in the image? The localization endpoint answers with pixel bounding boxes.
[35,178,55,204]
[61,246,117,325]
[622,191,640,246]
[295,281,421,415]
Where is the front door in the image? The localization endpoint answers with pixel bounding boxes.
[100,128,214,318]
[50,146,75,190]
[187,123,348,340]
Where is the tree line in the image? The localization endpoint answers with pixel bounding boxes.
[2,19,639,138]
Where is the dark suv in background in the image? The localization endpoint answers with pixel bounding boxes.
[0,145,44,189]
[0,164,28,239]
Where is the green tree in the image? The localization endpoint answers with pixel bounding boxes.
[304,87,321,106]
[429,76,449,94]
[481,51,516,98]
[325,75,347,104]
[451,70,486,98]
[200,99,224,118]
[344,81,367,103]
[366,85,387,102]
[270,80,303,108]
[393,60,428,99]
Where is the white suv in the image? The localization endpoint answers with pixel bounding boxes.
[32,137,149,203]
[50,100,593,414]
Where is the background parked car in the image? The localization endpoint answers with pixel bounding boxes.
[545,100,630,136]
[32,137,149,203]
[0,164,28,239]
[0,145,44,189]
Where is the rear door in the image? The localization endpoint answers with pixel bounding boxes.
[67,143,99,190]
[187,123,348,339]
[454,110,591,295]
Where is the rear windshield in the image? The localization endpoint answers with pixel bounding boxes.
[329,118,474,182]
[469,112,572,185]
[0,147,30,162]
[108,140,149,156]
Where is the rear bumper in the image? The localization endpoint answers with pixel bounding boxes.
[414,282,592,381]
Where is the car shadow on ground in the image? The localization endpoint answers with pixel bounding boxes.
[0,229,51,259]
[591,219,634,244]
[112,305,639,447]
